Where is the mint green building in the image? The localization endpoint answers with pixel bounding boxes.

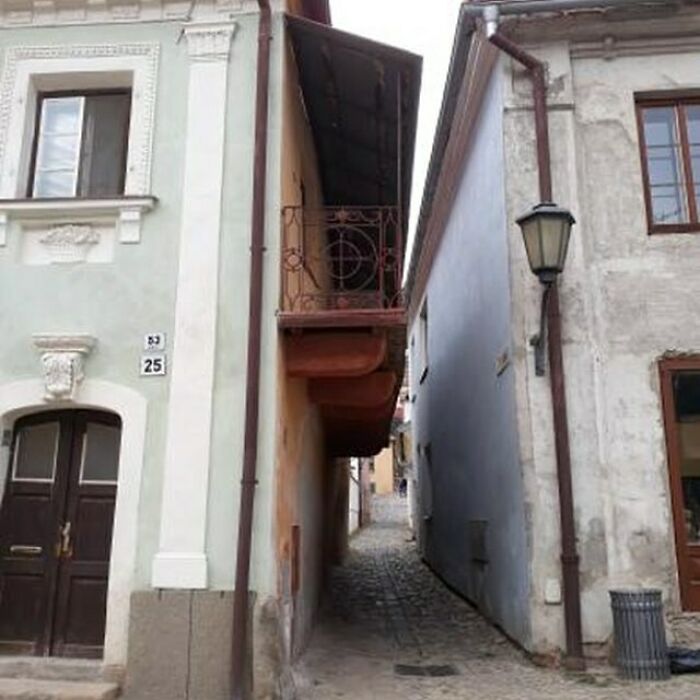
[0,1,421,698]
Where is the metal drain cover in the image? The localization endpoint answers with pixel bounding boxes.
[394,664,458,677]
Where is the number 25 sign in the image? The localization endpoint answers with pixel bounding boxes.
[140,354,166,376]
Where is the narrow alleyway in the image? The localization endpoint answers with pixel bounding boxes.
[292,494,700,699]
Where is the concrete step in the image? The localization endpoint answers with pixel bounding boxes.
[0,659,102,683]
[0,678,118,700]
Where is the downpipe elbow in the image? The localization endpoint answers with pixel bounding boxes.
[482,4,501,38]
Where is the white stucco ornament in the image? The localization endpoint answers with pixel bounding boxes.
[32,334,96,401]
[184,22,237,62]
[40,224,100,263]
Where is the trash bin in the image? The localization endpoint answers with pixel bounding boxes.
[610,589,670,681]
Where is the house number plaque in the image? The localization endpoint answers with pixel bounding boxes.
[140,354,166,376]
[141,332,167,376]
[143,332,166,352]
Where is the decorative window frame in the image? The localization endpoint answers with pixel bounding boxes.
[0,43,159,247]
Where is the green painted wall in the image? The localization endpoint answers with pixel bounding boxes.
[0,12,284,597]
[208,11,284,595]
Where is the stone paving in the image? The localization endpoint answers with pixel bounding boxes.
[292,494,700,699]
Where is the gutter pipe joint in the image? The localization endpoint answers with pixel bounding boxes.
[483,4,500,37]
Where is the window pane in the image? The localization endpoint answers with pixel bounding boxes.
[41,97,82,136]
[686,105,700,143]
[33,170,78,198]
[79,93,131,197]
[33,97,83,198]
[642,107,688,224]
[38,134,81,171]
[674,373,700,545]
[647,146,684,185]
[12,422,59,481]
[80,422,120,483]
[686,107,700,214]
[645,107,678,145]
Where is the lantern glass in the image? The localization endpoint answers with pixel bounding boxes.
[517,202,575,283]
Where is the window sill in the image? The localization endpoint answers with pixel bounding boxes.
[648,223,700,235]
[0,196,157,246]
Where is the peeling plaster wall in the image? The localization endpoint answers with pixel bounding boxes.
[275,364,326,661]
[410,67,531,647]
[502,33,700,653]
[274,33,328,663]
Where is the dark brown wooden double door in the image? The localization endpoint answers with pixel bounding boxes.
[0,410,121,657]
[661,359,700,611]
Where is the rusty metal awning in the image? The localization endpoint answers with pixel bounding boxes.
[286,15,422,225]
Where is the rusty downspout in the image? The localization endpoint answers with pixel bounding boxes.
[484,7,585,671]
[231,1,272,698]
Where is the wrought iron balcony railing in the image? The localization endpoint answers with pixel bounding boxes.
[281,205,403,314]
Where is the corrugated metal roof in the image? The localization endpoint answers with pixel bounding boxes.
[286,15,422,230]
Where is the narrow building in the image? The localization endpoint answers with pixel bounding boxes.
[0,2,421,697]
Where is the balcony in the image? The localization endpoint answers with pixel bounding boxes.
[280,205,403,323]
[281,15,421,456]
[279,203,408,456]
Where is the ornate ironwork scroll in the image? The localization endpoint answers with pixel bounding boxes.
[281,206,403,312]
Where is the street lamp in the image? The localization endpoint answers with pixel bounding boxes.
[516,202,576,376]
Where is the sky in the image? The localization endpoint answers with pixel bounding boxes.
[330,0,463,246]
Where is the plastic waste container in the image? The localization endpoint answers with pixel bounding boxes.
[610,589,670,680]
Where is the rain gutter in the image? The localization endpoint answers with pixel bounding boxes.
[462,0,693,16]
[467,0,589,670]
[231,1,272,698]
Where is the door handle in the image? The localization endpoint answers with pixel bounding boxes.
[9,545,42,556]
[57,521,73,559]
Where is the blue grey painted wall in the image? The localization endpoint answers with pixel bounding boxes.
[410,67,530,645]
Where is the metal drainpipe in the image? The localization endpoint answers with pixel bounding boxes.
[482,4,586,671]
[231,1,272,698]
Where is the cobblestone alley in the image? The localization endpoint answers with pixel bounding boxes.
[292,494,700,700]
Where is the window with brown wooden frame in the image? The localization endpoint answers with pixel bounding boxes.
[28,90,132,199]
[637,97,700,233]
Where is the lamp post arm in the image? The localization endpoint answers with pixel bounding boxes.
[531,282,553,377]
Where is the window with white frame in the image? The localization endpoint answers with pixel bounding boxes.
[0,44,159,247]
[30,91,132,199]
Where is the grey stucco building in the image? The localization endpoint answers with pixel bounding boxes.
[407,0,700,663]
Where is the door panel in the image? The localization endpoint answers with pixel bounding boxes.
[0,414,67,654]
[660,360,700,611]
[0,410,120,657]
[73,497,116,561]
[57,575,109,657]
[51,412,119,657]
[0,573,45,653]
[689,551,700,579]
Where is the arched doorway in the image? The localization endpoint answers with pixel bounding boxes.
[0,409,121,658]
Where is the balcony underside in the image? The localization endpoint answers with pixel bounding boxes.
[281,316,405,457]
